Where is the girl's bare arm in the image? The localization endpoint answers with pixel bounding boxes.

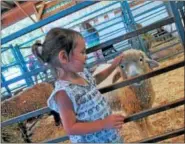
[94,55,123,85]
[55,91,124,135]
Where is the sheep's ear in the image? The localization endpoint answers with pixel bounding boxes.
[146,58,159,69]
[112,71,121,83]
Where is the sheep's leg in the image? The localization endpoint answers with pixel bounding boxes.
[50,110,62,126]
[144,117,155,136]
[18,122,32,143]
[135,119,149,138]
[136,117,155,138]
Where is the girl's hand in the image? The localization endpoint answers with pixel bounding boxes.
[111,55,123,68]
[103,114,124,129]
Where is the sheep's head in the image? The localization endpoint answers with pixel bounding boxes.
[113,49,159,86]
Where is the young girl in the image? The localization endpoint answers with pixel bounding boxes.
[32,28,124,143]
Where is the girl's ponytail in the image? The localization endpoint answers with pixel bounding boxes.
[32,40,46,64]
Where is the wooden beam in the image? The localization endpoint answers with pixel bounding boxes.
[41,1,77,19]
[35,2,45,21]
[13,1,44,33]
[1,1,76,28]
[13,1,36,23]
[36,0,61,10]
[34,1,77,20]
[1,1,39,29]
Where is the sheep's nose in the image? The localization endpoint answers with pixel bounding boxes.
[130,71,140,77]
[128,64,140,77]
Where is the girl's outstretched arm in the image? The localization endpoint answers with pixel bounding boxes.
[55,91,124,135]
[94,55,123,85]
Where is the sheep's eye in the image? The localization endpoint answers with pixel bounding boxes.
[140,57,143,62]
[120,64,124,69]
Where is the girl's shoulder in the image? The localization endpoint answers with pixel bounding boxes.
[48,78,80,112]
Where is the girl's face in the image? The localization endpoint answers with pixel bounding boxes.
[69,36,87,72]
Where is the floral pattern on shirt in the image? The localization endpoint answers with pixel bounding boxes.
[47,68,123,143]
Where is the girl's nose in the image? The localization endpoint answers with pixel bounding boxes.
[85,55,87,60]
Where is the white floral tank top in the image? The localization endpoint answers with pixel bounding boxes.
[47,68,123,143]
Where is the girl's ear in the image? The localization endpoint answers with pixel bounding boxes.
[58,50,69,64]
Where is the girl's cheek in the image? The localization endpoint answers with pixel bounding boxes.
[74,60,84,65]
[74,55,85,61]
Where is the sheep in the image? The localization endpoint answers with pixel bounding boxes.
[1,82,60,143]
[93,49,159,138]
[1,83,53,118]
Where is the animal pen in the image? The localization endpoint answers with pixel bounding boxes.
[1,1,185,143]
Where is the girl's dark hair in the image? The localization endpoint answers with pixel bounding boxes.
[32,28,82,68]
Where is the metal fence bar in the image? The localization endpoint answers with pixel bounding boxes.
[1,66,46,87]
[86,47,130,68]
[152,37,175,48]
[152,31,177,48]
[169,1,185,48]
[44,98,185,143]
[99,60,184,93]
[136,8,166,22]
[158,50,184,62]
[1,60,184,128]
[11,1,165,49]
[88,32,181,67]
[81,19,125,40]
[134,4,165,19]
[18,13,122,48]
[138,10,167,25]
[137,127,185,143]
[131,1,153,11]
[1,107,50,128]
[44,136,69,143]
[86,17,174,54]
[1,62,20,71]
[124,98,185,123]
[63,1,119,29]
[1,1,98,45]
[2,2,119,48]
[151,41,180,54]
[13,2,167,49]
[1,17,176,89]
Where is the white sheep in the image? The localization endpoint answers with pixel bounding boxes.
[93,49,159,138]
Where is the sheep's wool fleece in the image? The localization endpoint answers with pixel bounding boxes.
[47,68,123,143]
